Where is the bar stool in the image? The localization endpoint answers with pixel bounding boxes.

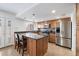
[14,33,18,51]
[17,34,23,53]
[19,35,27,56]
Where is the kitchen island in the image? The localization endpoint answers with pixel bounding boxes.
[26,33,48,56]
[14,32,48,56]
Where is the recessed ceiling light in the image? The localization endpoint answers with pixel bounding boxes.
[52,10,56,13]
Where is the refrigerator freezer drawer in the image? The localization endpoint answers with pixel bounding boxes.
[56,37,71,48]
[62,38,71,48]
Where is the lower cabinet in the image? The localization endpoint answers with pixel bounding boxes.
[77,26,79,55]
[49,33,56,43]
[27,36,48,56]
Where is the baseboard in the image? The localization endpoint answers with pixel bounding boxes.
[0,45,13,49]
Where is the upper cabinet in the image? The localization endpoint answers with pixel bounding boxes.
[37,20,58,29]
[77,4,79,26]
[48,20,58,28]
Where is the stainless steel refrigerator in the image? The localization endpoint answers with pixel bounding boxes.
[56,20,72,49]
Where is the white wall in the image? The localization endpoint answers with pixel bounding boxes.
[0,10,30,32]
[71,4,76,55]
[14,19,35,31]
[0,11,15,17]
[0,11,15,45]
[14,18,26,31]
[0,10,28,45]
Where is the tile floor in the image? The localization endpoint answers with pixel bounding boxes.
[0,43,74,56]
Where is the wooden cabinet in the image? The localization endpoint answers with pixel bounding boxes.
[48,20,57,28]
[77,26,79,55]
[77,4,79,26]
[76,4,79,55]
[37,20,58,28]
[27,36,48,56]
[49,33,56,43]
[37,20,58,43]
[27,38,36,55]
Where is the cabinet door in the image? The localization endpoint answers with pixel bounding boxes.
[4,18,13,46]
[0,18,5,48]
[49,34,55,43]
[77,4,79,26]
[77,26,79,54]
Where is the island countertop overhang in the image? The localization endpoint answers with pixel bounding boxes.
[25,33,48,40]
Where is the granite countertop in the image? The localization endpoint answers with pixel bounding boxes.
[38,32,49,36]
[25,33,47,40]
[14,30,38,33]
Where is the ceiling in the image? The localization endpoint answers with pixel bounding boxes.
[0,3,74,22]
[0,3,38,14]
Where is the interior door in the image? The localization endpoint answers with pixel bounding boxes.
[4,18,13,46]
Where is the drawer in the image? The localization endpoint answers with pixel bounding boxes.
[77,26,79,31]
[77,26,79,49]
